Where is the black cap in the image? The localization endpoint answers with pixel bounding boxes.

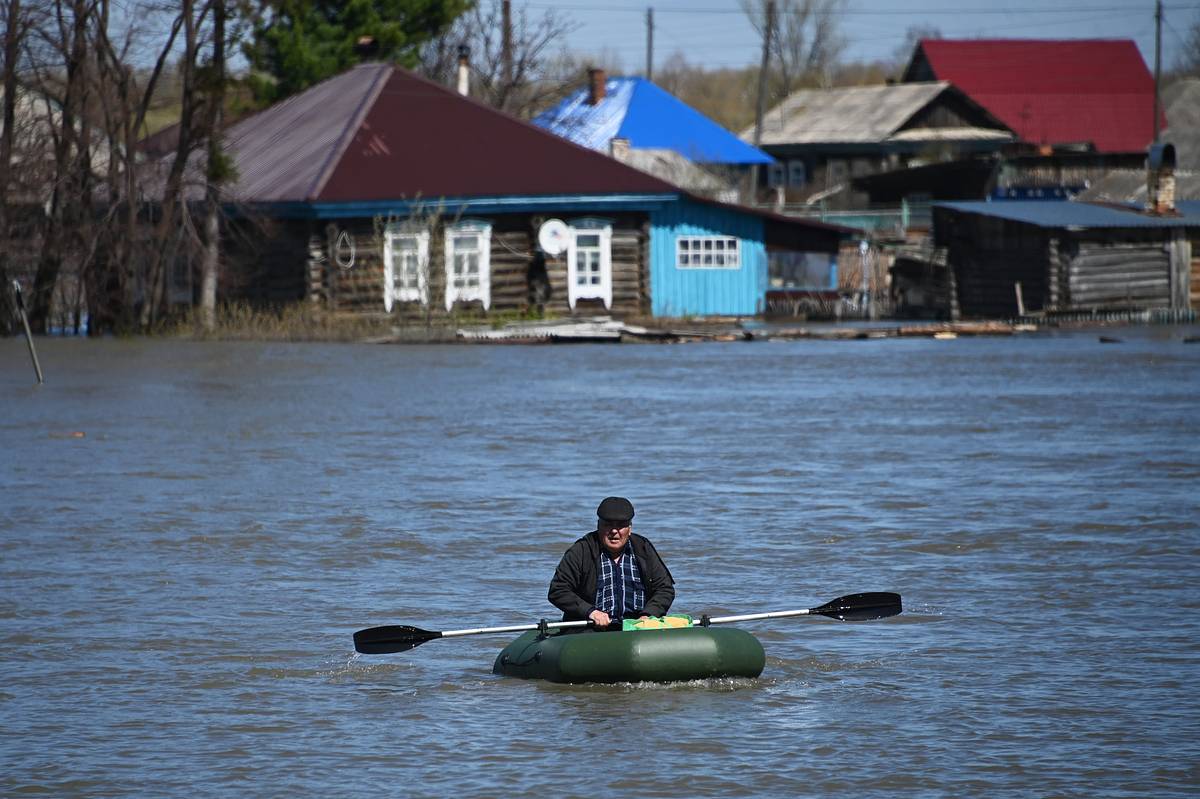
[597,496,634,524]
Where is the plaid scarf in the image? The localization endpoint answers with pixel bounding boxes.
[594,540,645,620]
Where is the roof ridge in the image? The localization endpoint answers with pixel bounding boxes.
[305,63,393,201]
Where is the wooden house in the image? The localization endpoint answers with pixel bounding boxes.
[739,82,1014,208]
[930,200,1198,319]
[147,64,845,320]
[902,39,1163,154]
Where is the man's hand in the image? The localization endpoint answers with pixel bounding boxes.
[588,609,611,627]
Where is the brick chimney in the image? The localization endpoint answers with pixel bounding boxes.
[457,45,470,96]
[1147,143,1177,215]
[588,68,606,105]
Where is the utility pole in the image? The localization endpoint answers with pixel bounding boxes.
[646,7,654,81]
[751,0,775,196]
[501,0,513,106]
[1153,0,1162,143]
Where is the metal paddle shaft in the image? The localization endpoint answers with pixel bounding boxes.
[353,592,901,655]
[354,619,591,654]
[705,592,902,626]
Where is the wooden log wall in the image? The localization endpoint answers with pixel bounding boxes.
[321,219,389,315]
[309,212,650,320]
[543,214,648,317]
[1064,242,1170,309]
[944,216,1049,318]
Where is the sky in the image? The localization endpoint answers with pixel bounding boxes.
[523,0,1199,75]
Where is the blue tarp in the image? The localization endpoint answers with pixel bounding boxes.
[534,77,773,166]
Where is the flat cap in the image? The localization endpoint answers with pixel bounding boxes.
[597,496,635,524]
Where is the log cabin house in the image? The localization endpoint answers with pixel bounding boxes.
[148,64,846,321]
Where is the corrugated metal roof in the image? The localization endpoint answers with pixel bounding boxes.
[743,82,1009,146]
[139,64,849,241]
[909,39,1161,153]
[223,64,390,202]
[533,77,772,165]
[318,69,676,200]
[936,199,1200,228]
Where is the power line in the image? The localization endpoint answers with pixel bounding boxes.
[524,2,1198,15]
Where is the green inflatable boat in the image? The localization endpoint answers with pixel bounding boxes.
[492,617,766,684]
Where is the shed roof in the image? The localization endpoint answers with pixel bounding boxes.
[534,77,772,165]
[936,200,1200,229]
[904,39,1161,153]
[743,82,1012,146]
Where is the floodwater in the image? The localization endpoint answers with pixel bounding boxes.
[2,329,1199,797]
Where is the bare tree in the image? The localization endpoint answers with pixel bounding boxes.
[26,0,94,333]
[92,0,188,331]
[1174,12,1200,78]
[742,0,845,99]
[0,0,38,333]
[198,0,230,331]
[420,0,578,118]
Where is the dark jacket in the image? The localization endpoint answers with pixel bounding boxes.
[548,531,675,621]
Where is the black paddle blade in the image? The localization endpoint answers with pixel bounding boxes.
[812,592,902,622]
[353,625,442,654]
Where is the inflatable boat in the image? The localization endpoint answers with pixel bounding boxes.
[492,619,765,684]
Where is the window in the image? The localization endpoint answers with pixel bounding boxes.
[787,160,807,187]
[566,221,612,310]
[444,221,491,310]
[383,228,429,309]
[676,236,741,269]
[767,163,785,188]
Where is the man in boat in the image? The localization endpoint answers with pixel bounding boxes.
[548,496,675,629]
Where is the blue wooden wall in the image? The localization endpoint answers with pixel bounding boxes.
[649,198,767,317]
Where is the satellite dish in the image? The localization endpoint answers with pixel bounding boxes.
[538,219,569,256]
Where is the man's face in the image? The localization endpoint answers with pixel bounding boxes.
[598,518,632,556]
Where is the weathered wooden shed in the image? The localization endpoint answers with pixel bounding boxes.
[932,200,1198,318]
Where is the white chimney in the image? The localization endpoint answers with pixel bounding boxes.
[457,45,470,97]
[609,137,631,161]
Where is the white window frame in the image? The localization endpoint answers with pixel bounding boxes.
[676,235,741,270]
[566,222,612,310]
[382,227,430,310]
[444,221,491,311]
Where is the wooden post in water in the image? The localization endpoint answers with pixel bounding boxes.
[1014,281,1025,317]
[12,280,44,384]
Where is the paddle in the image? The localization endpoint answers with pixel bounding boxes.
[353,592,901,655]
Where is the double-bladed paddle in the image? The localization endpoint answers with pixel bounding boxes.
[353,591,901,655]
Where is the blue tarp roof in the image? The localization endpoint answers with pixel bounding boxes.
[534,77,773,165]
[936,200,1200,229]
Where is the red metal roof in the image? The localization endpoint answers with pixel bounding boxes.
[909,39,1162,153]
[316,66,677,201]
